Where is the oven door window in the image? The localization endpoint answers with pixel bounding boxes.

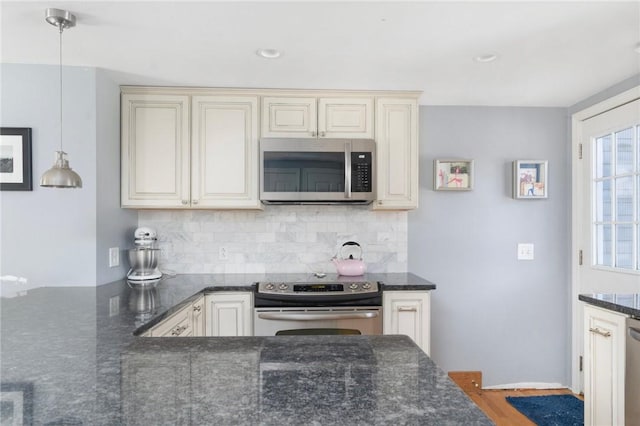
[263,152,345,192]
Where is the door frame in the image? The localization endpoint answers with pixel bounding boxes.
[570,85,640,392]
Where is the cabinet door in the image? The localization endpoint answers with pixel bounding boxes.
[191,95,261,209]
[192,296,205,337]
[149,303,193,337]
[383,291,430,355]
[205,292,253,336]
[374,98,418,210]
[121,93,191,208]
[318,97,374,139]
[583,305,626,426]
[261,97,317,138]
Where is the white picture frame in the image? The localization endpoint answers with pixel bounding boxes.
[513,160,548,199]
[434,159,474,191]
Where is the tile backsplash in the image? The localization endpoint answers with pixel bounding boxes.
[139,205,407,274]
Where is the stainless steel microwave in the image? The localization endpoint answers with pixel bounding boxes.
[259,138,376,204]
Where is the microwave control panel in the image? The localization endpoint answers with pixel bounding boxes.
[351,152,372,192]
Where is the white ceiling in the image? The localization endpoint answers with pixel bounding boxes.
[2,1,639,106]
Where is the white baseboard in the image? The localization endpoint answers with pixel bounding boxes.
[483,382,566,390]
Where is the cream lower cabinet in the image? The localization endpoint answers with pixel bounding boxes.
[261,96,374,139]
[204,292,253,336]
[147,295,205,337]
[583,305,626,426]
[383,291,430,355]
[121,89,260,209]
[374,98,419,210]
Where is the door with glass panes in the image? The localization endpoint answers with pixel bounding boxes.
[578,98,640,294]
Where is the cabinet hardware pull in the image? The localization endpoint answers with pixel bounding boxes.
[192,199,199,205]
[589,327,611,338]
[311,131,317,137]
[320,131,326,137]
[193,305,201,312]
[181,200,188,205]
[398,306,418,312]
[171,325,188,336]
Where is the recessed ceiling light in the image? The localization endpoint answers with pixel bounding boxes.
[474,53,498,63]
[256,48,282,59]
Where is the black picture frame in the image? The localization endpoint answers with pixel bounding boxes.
[0,382,34,425]
[0,127,33,191]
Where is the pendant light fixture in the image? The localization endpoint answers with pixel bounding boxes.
[40,8,82,188]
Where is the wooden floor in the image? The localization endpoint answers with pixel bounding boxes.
[464,388,582,426]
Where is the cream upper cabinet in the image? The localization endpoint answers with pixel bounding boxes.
[383,291,431,355]
[121,93,191,208]
[583,305,626,426]
[121,89,260,209]
[262,96,374,139]
[374,98,419,210]
[191,95,260,209]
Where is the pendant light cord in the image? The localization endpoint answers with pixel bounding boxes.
[59,25,63,153]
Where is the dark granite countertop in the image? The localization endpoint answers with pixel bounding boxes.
[121,335,492,425]
[0,273,491,426]
[579,293,640,318]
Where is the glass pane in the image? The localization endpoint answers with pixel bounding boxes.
[615,177,633,222]
[595,180,612,222]
[595,134,612,178]
[595,224,612,266]
[263,152,344,192]
[615,224,633,269]
[615,127,634,174]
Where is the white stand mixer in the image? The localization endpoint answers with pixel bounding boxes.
[127,227,162,280]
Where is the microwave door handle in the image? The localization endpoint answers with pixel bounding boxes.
[345,141,352,198]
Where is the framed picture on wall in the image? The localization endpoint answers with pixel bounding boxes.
[513,160,548,199]
[0,127,33,191]
[434,159,474,191]
[0,382,34,425]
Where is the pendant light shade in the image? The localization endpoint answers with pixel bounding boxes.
[40,151,82,188]
[40,8,82,189]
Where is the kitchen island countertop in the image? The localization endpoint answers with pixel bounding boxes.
[122,335,492,425]
[0,273,493,425]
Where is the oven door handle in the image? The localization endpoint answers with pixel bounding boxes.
[257,311,379,321]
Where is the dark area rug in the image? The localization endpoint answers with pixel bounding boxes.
[506,394,583,426]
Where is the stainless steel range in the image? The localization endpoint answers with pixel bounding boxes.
[253,280,382,336]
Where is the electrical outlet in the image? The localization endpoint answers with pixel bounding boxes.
[219,246,229,261]
[109,247,119,267]
[517,243,534,260]
[109,296,120,316]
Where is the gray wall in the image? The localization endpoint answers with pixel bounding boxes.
[96,69,138,284]
[0,64,97,286]
[0,63,137,286]
[408,106,570,387]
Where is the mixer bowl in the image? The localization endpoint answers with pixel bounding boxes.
[128,248,160,273]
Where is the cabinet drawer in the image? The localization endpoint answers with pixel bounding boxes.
[149,304,193,337]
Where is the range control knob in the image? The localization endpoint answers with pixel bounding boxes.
[362,282,372,289]
[278,283,288,291]
[349,283,359,290]
[265,283,275,291]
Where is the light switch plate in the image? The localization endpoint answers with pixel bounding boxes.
[517,243,534,260]
[109,247,119,267]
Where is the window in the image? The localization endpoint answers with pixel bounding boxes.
[592,124,639,271]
